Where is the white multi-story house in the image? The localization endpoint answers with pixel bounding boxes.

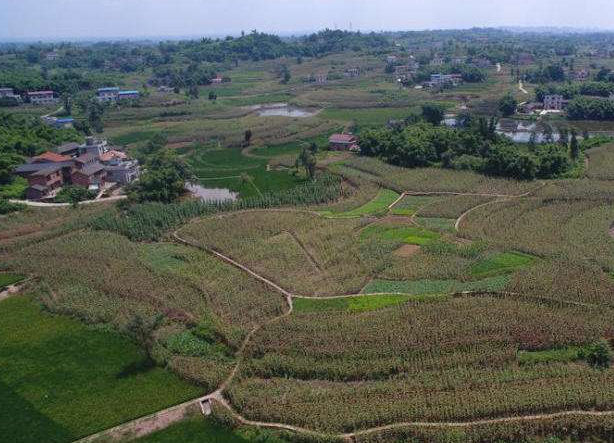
[344,67,360,78]
[79,137,109,158]
[27,91,58,105]
[430,57,445,66]
[96,87,120,102]
[544,95,567,111]
[0,87,21,101]
[118,90,140,100]
[46,51,59,61]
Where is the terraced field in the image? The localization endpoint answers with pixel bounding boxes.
[7,28,614,443]
[5,165,614,443]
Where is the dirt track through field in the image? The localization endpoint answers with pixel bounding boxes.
[75,183,604,443]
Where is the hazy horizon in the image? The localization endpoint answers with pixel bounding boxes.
[3,0,614,42]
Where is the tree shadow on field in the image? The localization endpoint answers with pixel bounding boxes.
[0,379,74,443]
[115,356,156,379]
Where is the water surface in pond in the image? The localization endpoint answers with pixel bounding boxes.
[247,103,320,118]
[186,183,238,202]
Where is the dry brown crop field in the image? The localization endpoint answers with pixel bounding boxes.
[459,197,614,270]
[337,156,541,195]
[178,211,376,296]
[585,143,614,180]
[4,163,614,442]
[229,295,614,433]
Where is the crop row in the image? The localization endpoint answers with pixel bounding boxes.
[90,173,345,242]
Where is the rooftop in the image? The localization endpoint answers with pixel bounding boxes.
[329,133,358,143]
[75,163,105,176]
[29,184,49,192]
[100,150,128,162]
[28,91,54,96]
[33,152,72,163]
[31,164,64,176]
[98,87,120,92]
[55,142,80,155]
[75,153,98,164]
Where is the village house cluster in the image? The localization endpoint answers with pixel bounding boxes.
[0,87,59,105]
[0,85,142,107]
[519,94,569,114]
[96,87,141,102]
[385,53,493,90]
[14,137,140,201]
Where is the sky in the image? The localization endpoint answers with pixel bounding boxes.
[2,0,614,41]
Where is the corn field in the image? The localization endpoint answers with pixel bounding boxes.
[89,173,344,241]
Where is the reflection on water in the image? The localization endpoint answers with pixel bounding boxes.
[444,116,612,143]
[186,183,238,202]
[247,103,320,118]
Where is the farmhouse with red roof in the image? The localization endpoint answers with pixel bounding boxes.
[328,133,360,152]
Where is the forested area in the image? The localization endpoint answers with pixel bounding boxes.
[0,113,80,183]
[359,112,577,180]
[567,96,614,120]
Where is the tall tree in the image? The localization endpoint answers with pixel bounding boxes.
[131,150,193,203]
[570,129,580,160]
[421,104,444,126]
[498,94,518,117]
[244,129,253,147]
[558,127,569,147]
[295,145,317,179]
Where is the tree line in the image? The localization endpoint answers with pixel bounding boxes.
[359,106,579,180]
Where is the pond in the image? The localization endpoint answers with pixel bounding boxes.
[444,116,614,143]
[186,184,238,202]
[247,103,320,118]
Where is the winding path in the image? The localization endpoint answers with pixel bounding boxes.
[74,183,605,443]
[10,195,126,208]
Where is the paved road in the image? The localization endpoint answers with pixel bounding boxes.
[10,195,127,208]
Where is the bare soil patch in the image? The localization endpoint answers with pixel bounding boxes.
[394,244,421,257]
[167,141,194,150]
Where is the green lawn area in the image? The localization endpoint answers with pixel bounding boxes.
[251,131,336,159]
[0,273,24,290]
[320,188,399,218]
[415,217,457,233]
[187,147,307,198]
[320,107,421,129]
[390,195,441,216]
[111,130,161,146]
[470,251,536,279]
[127,416,289,443]
[362,275,511,295]
[0,296,203,443]
[0,273,25,290]
[360,225,440,246]
[293,294,437,314]
[518,346,582,366]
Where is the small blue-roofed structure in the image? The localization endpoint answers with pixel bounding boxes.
[118,90,140,99]
[97,87,120,93]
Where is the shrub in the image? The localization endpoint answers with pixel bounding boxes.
[0,198,25,214]
[580,340,613,369]
[55,186,97,205]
